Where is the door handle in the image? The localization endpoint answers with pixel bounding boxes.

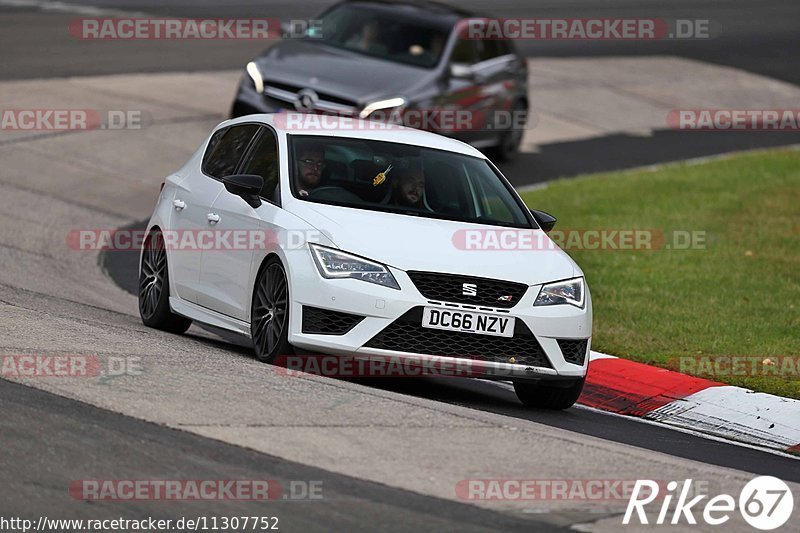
[173,199,186,210]
[207,213,220,224]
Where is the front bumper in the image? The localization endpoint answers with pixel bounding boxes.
[230,76,286,116]
[285,249,592,381]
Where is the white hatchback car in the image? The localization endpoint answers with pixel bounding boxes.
[139,114,592,409]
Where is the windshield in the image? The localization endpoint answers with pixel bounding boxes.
[289,135,533,229]
[307,4,449,68]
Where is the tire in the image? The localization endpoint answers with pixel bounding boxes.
[513,377,585,410]
[488,102,526,162]
[251,257,293,363]
[138,229,192,334]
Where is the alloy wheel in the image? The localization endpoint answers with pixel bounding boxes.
[252,263,289,358]
[139,232,166,320]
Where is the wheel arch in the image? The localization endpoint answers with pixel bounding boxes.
[248,252,285,323]
[139,224,178,308]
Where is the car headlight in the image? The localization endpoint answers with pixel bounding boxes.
[359,97,406,119]
[534,277,585,308]
[246,61,264,94]
[309,244,400,290]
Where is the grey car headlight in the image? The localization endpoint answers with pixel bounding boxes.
[309,244,400,290]
[359,97,406,119]
[246,61,264,94]
[534,277,585,308]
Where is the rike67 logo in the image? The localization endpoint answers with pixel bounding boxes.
[624,476,794,530]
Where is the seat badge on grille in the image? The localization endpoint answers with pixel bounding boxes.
[462,283,477,296]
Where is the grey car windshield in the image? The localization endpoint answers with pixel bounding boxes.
[308,4,449,68]
[289,135,533,229]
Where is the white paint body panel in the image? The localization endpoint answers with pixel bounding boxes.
[169,161,225,303]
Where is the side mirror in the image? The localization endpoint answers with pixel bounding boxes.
[449,63,474,80]
[223,174,263,208]
[530,209,556,232]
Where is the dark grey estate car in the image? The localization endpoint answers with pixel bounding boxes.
[231,0,529,160]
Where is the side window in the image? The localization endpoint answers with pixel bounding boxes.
[477,39,509,62]
[202,124,259,179]
[465,164,523,224]
[498,40,513,56]
[202,128,227,169]
[238,128,280,202]
[450,38,478,64]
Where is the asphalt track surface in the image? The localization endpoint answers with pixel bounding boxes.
[2,0,800,530]
[0,379,565,532]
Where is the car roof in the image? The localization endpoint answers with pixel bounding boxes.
[222,113,488,159]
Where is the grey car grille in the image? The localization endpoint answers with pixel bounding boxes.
[262,81,358,115]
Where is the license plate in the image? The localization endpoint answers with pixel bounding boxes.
[421,307,515,338]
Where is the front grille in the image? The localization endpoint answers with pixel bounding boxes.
[262,81,358,114]
[557,339,589,365]
[364,307,551,368]
[266,81,357,107]
[302,306,365,335]
[407,271,528,309]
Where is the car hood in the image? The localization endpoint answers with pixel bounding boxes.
[256,39,433,105]
[290,202,579,286]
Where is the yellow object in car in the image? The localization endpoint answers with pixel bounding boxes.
[373,164,392,186]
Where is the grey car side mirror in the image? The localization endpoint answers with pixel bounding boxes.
[449,63,475,80]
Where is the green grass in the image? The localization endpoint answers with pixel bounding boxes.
[520,148,800,398]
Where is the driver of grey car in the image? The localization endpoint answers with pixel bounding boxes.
[296,145,325,197]
[346,20,387,55]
